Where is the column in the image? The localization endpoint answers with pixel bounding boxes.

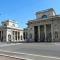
[32,27,34,42]
[38,26,40,42]
[17,31,18,41]
[51,24,54,42]
[14,31,15,41]
[44,25,46,42]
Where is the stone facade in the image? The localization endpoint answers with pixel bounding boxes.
[27,8,60,42]
[0,20,24,42]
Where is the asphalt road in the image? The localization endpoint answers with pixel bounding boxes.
[0,43,60,60]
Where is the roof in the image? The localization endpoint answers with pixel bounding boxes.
[36,8,55,14]
[27,15,60,24]
[2,19,16,23]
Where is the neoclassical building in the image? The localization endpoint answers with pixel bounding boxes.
[0,20,24,42]
[27,8,60,42]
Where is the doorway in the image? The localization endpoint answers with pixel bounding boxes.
[34,26,38,42]
[46,24,52,42]
[40,25,45,42]
[0,31,3,42]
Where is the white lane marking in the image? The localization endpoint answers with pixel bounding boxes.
[0,43,22,47]
[0,54,32,60]
[0,49,60,59]
[55,43,60,45]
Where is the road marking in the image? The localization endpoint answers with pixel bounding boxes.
[0,54,32,60]
[54,43,60,45]
[0,49,60,59]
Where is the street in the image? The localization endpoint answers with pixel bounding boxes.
[0,43,60,60]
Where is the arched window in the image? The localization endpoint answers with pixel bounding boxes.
[42,15,48,18]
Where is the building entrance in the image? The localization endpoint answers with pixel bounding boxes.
[0,31,3,42]
[40,25,45,42]
[34,26,38,42]
[46,24,52,42]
